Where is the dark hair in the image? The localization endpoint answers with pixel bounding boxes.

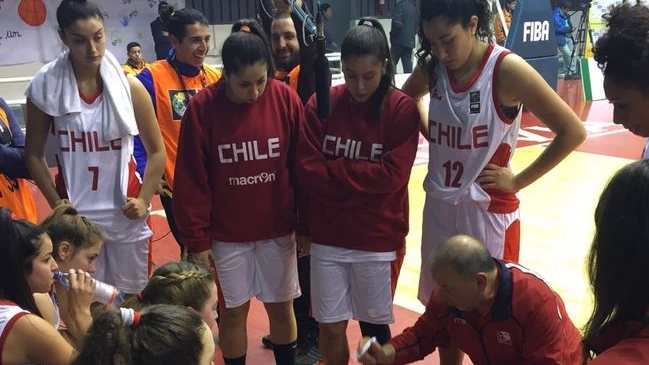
[593,4,649,94]
[73,304,206,365]
[137,261,214,312]
[271,10,292,23]
[0,208,46,316]
[56,0,103,31]
[126,42,141,51]
[582,159,649,360]
[222,19,275,77]
[40,204,104,262]
[159,1,174,23]
[416,0,491,89]
[158,1,170,12]
[166,8,209,42]
[320,3,332,12]
[341,17,395,119]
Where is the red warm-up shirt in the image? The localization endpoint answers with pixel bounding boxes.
[172,78,303,253]
[295,84,419,252]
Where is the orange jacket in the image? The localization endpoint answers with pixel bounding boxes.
[0,106,37,222]
[139,60,221,189]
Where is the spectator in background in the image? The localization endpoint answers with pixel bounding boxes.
[390,0,416,73]
[0,97,37,223]
[122,41,147,75]
[319,3,340,52]
[151,1,174,60]
[553,2,576,77]
[494,0,516,46]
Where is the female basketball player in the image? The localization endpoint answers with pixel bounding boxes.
[401,1,586,362]
[401,0,586,302]
[38,204,104,344]
[24,0,165,294]
[72,304,215,365]
[0,207,94,365]
[593,3,649,158]
[295,18,420,365]
[582,159,649,364]
[172,19,302,365]
[131,261,219,336]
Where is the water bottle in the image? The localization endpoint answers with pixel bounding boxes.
[53,271,126,308]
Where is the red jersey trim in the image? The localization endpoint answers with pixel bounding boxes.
[0,309,28,365]
[449,43,495,93]
[486,143,519,213]
[491,50,517,125]
[79,85,104,105]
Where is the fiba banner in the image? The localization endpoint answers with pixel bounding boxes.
[0,0,184,66]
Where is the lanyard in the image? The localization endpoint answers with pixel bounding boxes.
[170,56,208,100]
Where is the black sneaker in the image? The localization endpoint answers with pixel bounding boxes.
[262,334,273,349]
[295,343,322,365]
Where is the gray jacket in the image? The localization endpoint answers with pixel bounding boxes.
[390,0,416,48]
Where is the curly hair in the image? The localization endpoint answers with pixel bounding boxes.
[415,0,492,89]
[593,4,649,93]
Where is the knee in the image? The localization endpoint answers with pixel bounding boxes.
[220,304,249,326]
[319,321,347,340]
[265,301,295,322]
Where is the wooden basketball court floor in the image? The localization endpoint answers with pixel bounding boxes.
[28,78,646,364]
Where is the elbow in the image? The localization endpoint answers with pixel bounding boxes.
[576,127,587,145]
[557,124,587,149]
[571,123,587,145]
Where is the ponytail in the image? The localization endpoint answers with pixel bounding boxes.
[223,19,275,77]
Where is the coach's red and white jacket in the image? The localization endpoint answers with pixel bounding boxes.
[390,260,583,365]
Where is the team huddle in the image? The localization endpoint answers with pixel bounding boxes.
[1,0,649,365]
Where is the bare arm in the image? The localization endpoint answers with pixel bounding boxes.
[25,99,62,208]
[400,64,431,137]
[122,76,166,219]
[477,54,586,192]
[3,314,76,365]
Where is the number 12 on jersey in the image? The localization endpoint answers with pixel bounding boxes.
[443,160,463,187]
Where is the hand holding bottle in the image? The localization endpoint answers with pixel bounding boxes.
[54,269,126,308]
[54,269,95,343]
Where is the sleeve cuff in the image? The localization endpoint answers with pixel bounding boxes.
[182,237,212,254]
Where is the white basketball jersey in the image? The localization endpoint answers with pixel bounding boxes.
[643,139,649,159]
[0,302,28,350]
[50,95,150,242]
[424,44,521,212]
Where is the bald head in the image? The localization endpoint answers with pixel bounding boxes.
[431,235,497,279]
